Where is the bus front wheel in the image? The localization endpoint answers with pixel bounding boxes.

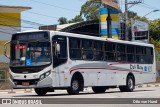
[119,75,135,92]
[67,76,80,95]
[34,88,48,96]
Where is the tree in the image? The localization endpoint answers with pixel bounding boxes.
[128,11,137,19]
[121,11,148,25]
[149,19,160,40]
[80,0,100,20]
[68,15,84,23]
[133,16,148,22]
[58,17,68,25]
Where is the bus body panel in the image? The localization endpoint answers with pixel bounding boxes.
[8,30,156,90]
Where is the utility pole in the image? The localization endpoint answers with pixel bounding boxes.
[125,0,128,40]
[124,0,143,41]
[99,0,102,37]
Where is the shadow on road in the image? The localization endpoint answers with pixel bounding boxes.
[12,89,154,97]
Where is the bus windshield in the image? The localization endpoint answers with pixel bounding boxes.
[10,41,51,67]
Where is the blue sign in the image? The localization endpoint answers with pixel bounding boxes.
[144,66,147,72]
[26,59,32,66]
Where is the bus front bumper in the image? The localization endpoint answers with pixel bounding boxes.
[9,75,53,89]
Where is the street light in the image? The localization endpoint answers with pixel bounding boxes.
[143,9,160,17]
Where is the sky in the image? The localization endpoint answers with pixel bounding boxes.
[0,0,160,30]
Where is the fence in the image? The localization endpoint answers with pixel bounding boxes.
[0,70,10,90]
[0,62,10,90]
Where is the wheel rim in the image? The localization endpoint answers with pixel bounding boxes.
[72,80,79,91]
[128,78,133,89]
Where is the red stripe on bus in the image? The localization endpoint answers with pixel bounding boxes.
[70,68,142,74]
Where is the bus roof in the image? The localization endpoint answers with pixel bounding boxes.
[54,31,154,48]
[16,30,154,48]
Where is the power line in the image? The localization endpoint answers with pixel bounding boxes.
[0,14,41,30]
[23,16,55,24]
[138,3,157,10]
[0,21,20,30]
[30,0,79,13]
[0,29,13,35]
[0,24,20,31]
[136,2,160,11]
[26,11,59,20]
[143,3,159,10]
[0,12,58,30]
[0,13,44,26]
[0,23,35,29]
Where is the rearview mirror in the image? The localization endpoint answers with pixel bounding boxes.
[4,41,10,59]
[55,43,60,57]
[56,43,60,54]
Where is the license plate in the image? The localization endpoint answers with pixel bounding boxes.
[22,82,30,86]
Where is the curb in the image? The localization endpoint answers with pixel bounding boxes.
[24,89,32,93]
[136,83,160,88]
[0,89,29,93]
[8,89,16,94]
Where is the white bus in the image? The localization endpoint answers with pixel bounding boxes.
[4,30,156,96]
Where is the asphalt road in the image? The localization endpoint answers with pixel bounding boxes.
[0,86,160,107]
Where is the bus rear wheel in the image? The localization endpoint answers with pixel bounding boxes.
[34,88,48,96]
[119,75,135,92]
[67,76,80,95]
[92,86,107,93]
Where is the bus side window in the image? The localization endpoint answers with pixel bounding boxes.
[52,36,67,68]
[81,39,93,60]
[136,46,146,63]
[146,47,153,64]
[81,48,86,59]
[104,42,116,61]
[69,38,81,60]
[127,45,136,62]
[117,44,126,62]
[93,41,103,61]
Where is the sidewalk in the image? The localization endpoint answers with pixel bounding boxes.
[0,89,32,93]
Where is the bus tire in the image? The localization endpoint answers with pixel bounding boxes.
[34,88,47,96]
[92,86,107,93]
[67,76,80,95]
[119,75,135,92]
[119,86,126,92]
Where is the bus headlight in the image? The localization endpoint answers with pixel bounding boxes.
[39,70,51,81]
[45,71,50,77]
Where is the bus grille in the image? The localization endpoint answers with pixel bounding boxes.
[13,79,39,85]
[10,67,44,73]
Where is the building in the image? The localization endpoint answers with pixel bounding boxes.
[0,5,31,62]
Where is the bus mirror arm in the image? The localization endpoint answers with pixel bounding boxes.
[4,41,10,59]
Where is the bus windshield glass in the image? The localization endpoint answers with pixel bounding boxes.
[10,32,51,67]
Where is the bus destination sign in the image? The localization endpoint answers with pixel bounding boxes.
[13,32,49,40]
